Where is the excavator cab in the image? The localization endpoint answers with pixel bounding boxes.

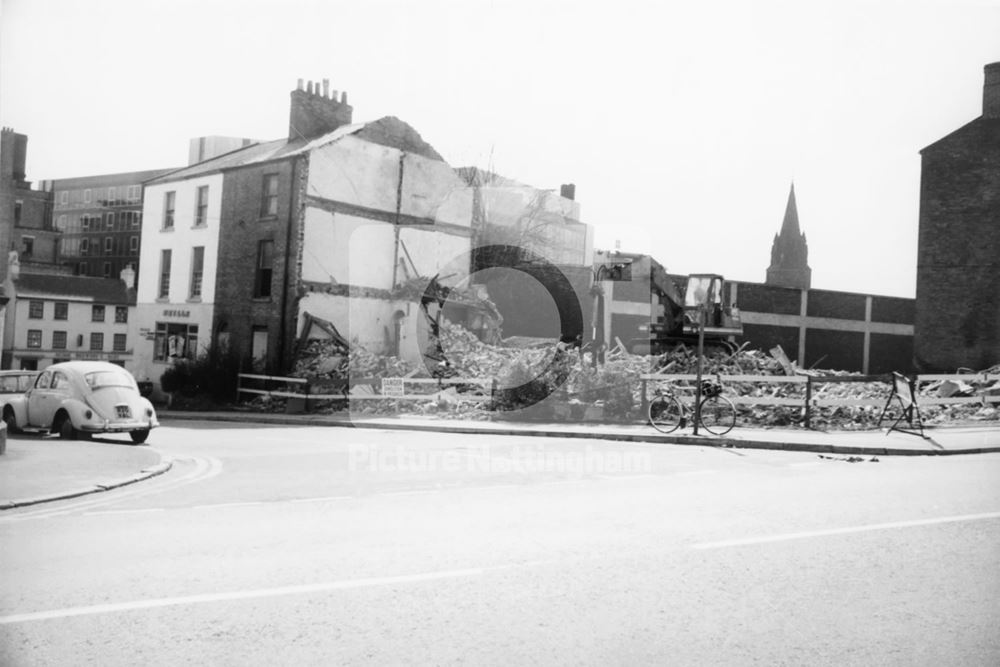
[682,274,743,337]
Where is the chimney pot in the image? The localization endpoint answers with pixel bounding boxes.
[341,91,348,104]
[560,183,576,200]
[297,78,304,91]
[322,79,330,97]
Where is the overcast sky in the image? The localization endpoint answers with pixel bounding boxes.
[2,0,998,298]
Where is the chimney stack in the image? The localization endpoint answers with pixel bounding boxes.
[560,183,576,200]
[984,62,1000,119]
[289,78,354,141]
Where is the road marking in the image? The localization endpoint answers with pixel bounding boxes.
[0,566,490,625]
[83,508,165,517]
[1,456,223,522]
[691,510,1000,550]
[191,501,266,510]
[289,495,353,504]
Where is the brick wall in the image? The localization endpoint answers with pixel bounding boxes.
[915,118,1000,372]
[215,159,300,372]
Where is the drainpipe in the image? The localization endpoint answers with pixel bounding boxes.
[391,153,405,288]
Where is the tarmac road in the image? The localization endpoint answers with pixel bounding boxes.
[1,420,998,665]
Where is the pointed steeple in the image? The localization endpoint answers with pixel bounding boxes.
[781,183,801,235]
[766,182,811,289]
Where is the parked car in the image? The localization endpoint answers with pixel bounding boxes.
[1,370,40,432]
[3,362,158,444]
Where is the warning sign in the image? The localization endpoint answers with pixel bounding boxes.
[381,377,405,397]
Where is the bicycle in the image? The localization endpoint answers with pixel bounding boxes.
[648,374,737,436]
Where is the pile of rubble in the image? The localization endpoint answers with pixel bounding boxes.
[263,320,999,429]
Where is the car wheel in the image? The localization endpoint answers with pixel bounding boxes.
[58,418,77,440]
[130,429,150,444]
[2,407,18,434]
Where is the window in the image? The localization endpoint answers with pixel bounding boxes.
[104,237,112,254]
[113,333,127,352]
[154,322,198,361]
[103,262,112,278]
[130,236,139,252]
[78,262,88,276]
[127,184,140,202]
[82,217,90,232]
[115,306,128,323]
[28,300,43,319]
[261,174,279,217]
[90,332,104,351]
[84,189,92,203]
[54,302,68,320]
[158,249,171,298]
[252,327,269,368]
[60,191,68,206]
[254,240,274,298]
[57,215,67,230]
[190,246,204,299]
[194,185,209,226]
[52,331,67,350]
[21,236,33,257]
[27,330,42,348]
[80,238,90,255]
[122,211,141,229]
[14,201,22,226]
[163,191,175,229]
[106,212,115,230]
[92,305,106,322]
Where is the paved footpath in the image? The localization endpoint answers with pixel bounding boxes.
[1,411,996,510]
[0,437,170,510]
[166,410,1000,455]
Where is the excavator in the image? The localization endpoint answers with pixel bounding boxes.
[628,271,743,355]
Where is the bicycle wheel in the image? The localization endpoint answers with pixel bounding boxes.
[649,395,684,434]
[699,395,736,436]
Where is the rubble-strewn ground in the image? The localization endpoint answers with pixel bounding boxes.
[245,322,999,430]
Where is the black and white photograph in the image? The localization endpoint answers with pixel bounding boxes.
[1,0,999,664]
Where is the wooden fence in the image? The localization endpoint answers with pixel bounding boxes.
[236,373,496,406]
[639,372,1000,428]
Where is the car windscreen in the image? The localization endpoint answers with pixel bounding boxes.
[84,370,136,390]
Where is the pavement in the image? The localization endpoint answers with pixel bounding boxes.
[1,409,997,510]
[0,435,171,510]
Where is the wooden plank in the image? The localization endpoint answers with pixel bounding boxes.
[729,396,804,407]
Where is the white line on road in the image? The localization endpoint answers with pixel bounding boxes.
[0,567,490,625]
[83,508,165,517]
[691,510,1000,550]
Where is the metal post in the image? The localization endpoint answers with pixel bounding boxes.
[804,376,812,429]
[640,377,648,417]
[693,306,705,435]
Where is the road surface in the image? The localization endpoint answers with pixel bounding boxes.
[2,420,998,665]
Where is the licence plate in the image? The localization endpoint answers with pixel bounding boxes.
[115,405,132,419]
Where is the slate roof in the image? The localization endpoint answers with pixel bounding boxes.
[13,273,134,304]
[145,117,445,186]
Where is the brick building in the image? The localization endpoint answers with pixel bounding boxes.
[915,61,1000,372]
[2,261,136,371]
[597,250,915,374]
[0,128,59,278]
[41,168,177,278]
[135,79,477,393]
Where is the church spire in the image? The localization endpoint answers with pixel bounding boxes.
[766,182,811,289]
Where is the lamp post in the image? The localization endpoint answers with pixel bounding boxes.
[693,303,706,435]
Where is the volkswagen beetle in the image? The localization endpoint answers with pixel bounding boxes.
[9,362,159,444]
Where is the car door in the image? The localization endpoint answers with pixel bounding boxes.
[24,370,54,427]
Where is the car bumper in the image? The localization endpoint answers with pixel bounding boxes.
[79,421,158,433]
